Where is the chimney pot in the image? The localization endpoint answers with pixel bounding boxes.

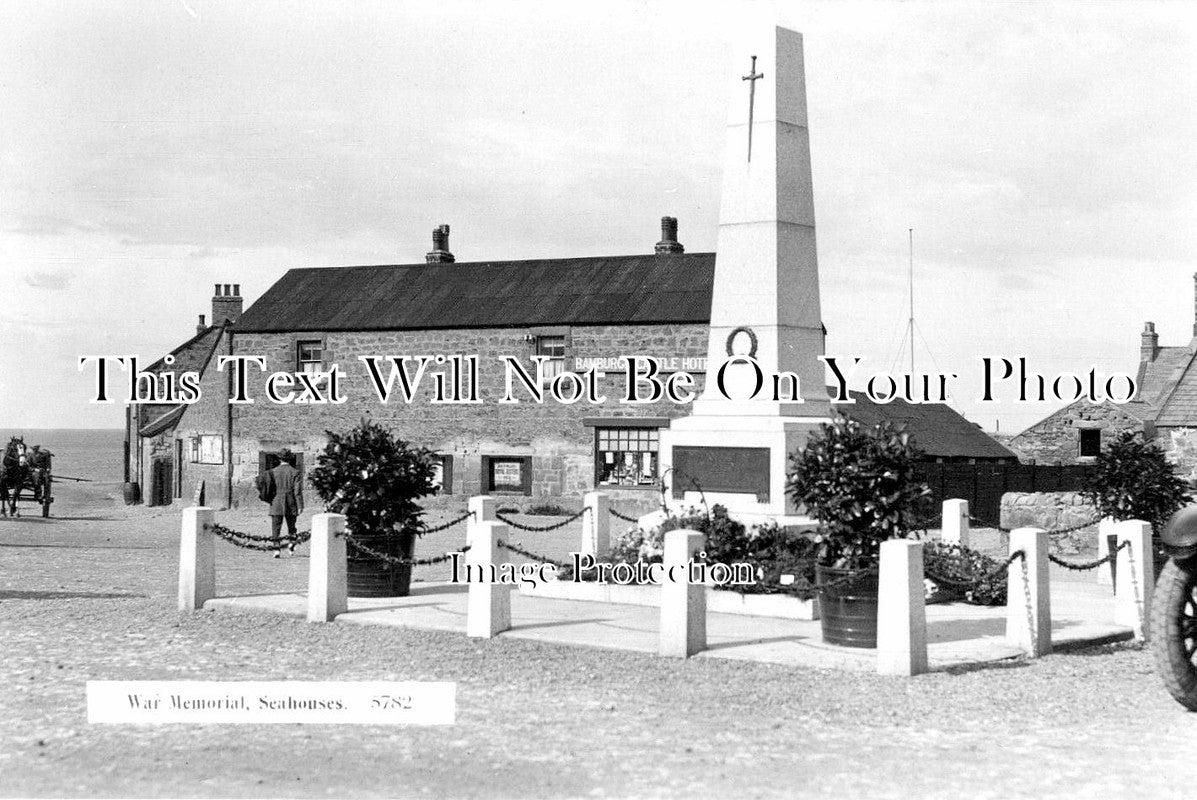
[233,284,240,296]
[212,281,244,326]
[426,224,455,263]
[1142,321,1160,363]
[196,314,206,335]
[214,283,221,296]
[655,216,684,255]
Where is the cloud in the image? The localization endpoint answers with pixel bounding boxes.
[22,269,73,291]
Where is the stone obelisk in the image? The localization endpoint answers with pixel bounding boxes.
[658,24,830,521]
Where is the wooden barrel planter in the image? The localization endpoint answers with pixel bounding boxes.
[347,530,416,598]
[816,564,880,649]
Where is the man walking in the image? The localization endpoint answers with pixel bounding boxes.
[266,449,304,558]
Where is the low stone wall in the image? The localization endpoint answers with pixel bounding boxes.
[1000,491,1099,554]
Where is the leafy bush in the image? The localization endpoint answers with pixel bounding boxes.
[1083,430,1188,533]
[922,542,1007,605]
[525,503,573,516]
[568,504,818,596]
[308,418,439,537]
[787,414,930,569]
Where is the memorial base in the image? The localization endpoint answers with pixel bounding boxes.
[658,413,828,525]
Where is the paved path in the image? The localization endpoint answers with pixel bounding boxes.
[208,578,1132,672]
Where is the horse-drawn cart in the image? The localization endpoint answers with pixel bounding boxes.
[1,436,54,518]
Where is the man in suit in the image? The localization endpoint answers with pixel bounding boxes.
[267,449,304,558]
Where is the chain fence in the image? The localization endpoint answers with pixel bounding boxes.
[967,515,1100,537]
[609,507,642,524]
[923,549,1026,589]
[496,539,573,569]
[424,510,474,533]
[338,531,470,566]
[495,507,588,532]
[208,523,310,553]
[1046,539,1129,571]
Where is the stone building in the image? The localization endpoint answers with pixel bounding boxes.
[127,219,1013,510]
[1011,275,1197,473]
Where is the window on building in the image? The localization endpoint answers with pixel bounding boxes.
[189,434,224,465]
[482,455,532,495]
[1079,428,1101,458]
[536,335,566,382]
[430,454,454,495]
[297,340,324,374]
[596,427,660,487]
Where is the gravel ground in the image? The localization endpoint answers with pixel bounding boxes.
[0,482,1192,799]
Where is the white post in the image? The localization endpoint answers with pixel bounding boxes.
[877,540,928,676]
[178,506,215,612]
[659,529,706,658]
[582,492,611,559]
[1114,519,1154,641]
[467,495,496,547]
[1006,527,1051,657]
[941,499,970,548]
[466,521,512,638]
[1097,517,1117,587]
[307,513,348,623]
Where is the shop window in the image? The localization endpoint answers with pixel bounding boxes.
[431,454,455,495]
[297,340,325,373]
[1079,428,1101,458]
[596,427,659,487]
[482,455,532,495]
[189,434,224,465]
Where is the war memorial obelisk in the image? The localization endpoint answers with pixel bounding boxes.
[659,25,831,521]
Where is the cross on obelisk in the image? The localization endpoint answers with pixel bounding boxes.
[742,55,764,162]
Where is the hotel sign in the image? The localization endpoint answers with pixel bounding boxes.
[573,356,707,373]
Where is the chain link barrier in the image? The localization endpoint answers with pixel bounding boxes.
[609,507,641,524]
[208,523,310,552]
[494,507,588,532]
[496,539,572,568]
[423,510,475,533]
[923,549,1026,589]
[967,515,1099,536]
[1047,539,1129,571]
[338,531,470,566]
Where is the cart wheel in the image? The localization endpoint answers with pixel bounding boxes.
[1150,558,1197,710]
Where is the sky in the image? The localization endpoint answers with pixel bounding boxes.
[0,0,1194,433]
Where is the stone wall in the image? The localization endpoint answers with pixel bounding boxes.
[1000,491,1099,554]
[1009,401,1143,464]
[227,324,709,507]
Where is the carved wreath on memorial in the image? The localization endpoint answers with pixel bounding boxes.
[725,326,758,359]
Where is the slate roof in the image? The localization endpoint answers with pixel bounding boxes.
[840,393,1017,460]
[234,254,715,332]
[1153,349,1197,426]
[1137,345,1192,409]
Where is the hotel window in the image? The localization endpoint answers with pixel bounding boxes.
[596,427,659,487]
[481,455,533,495]
[297,340,324,374]
[1079,428,1101,458]
[536,335,566,382]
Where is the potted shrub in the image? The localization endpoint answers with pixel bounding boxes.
[309,418,439,598]
[787,414,929,648]
[1083,429,1188,584]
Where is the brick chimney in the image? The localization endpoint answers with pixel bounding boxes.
[212,283,243,326]
[426,224,455,263]
[1141,321,1159,363]
[196,314,207,335]
[655,216,684,255]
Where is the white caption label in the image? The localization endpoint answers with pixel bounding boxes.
[87,681,455,725]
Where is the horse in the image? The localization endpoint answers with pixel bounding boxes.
[0,437,30,517]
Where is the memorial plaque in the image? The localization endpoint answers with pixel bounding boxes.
[671,446,770,502]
